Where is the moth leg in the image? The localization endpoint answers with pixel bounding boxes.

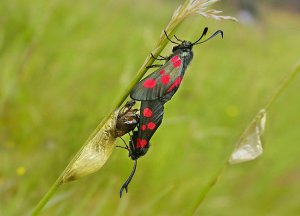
[151,53,168,61]
[174,34,183,42]
[116,137,129,150]
[146,64,163,69]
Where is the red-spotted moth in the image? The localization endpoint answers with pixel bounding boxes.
[119,28,223,197]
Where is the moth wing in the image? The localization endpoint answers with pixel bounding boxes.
[130,55,184,101]
[135,100,164,149]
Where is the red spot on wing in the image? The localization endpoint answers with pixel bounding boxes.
[160,74,170,85]
[167,77,182,92]
[170,55,182,68]
[136,138,147,148]
[171,56,179,63]
[147,122,156,130]
[173,60,182,68]
[143,79,156,88]
[141,125,147,131]
[159,69,165,75]
[143,108,153,118]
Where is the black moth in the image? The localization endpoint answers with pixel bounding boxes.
[118,27,223,197]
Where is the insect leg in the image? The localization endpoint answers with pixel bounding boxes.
[163,30,179,45]
[174,34,183,42]
[151,53,168,61]
[116,137,129,150]
[146,64,163,69]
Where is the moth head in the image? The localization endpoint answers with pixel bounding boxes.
[172,41,193,52]
[164,27,223,52]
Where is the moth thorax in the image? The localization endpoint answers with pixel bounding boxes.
[181,52,190,57]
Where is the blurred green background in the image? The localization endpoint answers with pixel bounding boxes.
[1,0,300,215]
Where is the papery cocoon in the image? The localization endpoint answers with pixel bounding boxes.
[229,109,266,164]
[62,111,118,183]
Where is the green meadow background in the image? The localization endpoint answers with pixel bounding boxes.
[1,0,300,215]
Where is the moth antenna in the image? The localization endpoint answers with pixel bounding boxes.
[194,29,223,45]
[174,35,183,42]
[120,160,138,198]
[192,27,208,45]
[164,30,180,45]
